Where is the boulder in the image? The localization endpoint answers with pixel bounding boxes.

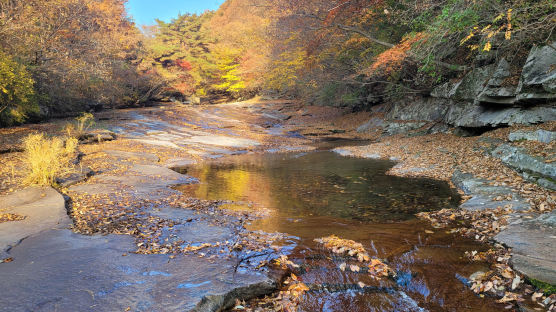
[491,144,556,190]
[332,148,354,157]
[452,64,496,101]
[516,42,556,102]
[495,210,556,285]
[191,280,277,312]
[79,129,117,143]
[184,135,259,148]
[444,102,556,128]
[382,121,426,136]
[509,129,556,144]
[476,59,519,105]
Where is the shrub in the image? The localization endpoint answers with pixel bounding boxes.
[22,133,78,186]
[63,112,95,138]
[0,52,38,126]
[75,113,95,136]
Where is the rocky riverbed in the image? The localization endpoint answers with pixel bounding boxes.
[0,99,554,311]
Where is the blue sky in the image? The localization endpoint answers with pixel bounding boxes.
[126,0,225,26]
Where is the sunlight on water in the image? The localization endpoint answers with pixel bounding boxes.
[174,151,504,311]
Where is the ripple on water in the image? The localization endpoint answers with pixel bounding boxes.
[172,150,504,311]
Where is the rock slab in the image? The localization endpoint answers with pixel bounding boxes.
[495,210,556,285]
[0,187,69,259]
[0,230,274,312]
[491,144,556,190]
[451,170,530,211]
[509,129,556,144]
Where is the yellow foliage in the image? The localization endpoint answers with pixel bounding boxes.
[460,31,475,45]
[264,47,307,92]
[0,52,37,126]
[461,8,514,51]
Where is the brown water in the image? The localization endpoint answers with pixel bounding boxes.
[175,151,505,311]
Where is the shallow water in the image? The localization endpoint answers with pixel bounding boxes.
[175,150,504,311]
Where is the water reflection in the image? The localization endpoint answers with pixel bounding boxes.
[177,151,460,222]
[174,151,504,312]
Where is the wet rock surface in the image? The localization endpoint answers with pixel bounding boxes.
[0,103,308,311]
[164,157,197,169]
[0,230,273,312]
[491,144,556,190]
[56,167,93,188]
[0,187,69,259]
[68,164,198,199]
[103,150,160,164]
[495,210,556,285]
[509,129,556,144]
[452,170,530,211]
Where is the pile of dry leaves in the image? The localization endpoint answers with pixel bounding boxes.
[0,213,25,224]
[416,206,513,242]
[465,247,555,310]
[315,235,395,281]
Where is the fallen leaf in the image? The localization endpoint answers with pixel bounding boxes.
[350,264,360,272]
[532,292,543,301]
[501,268,514,279]
[511,276,521,290]
[497,292,520,303]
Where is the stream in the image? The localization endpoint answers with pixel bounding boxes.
[175,146,506,311]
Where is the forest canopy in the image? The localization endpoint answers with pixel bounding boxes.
[1,0,554,126]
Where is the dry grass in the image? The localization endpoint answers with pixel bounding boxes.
[22,133,78,186]
[63,112,95,138]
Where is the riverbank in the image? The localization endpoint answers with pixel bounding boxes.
[0,100,317,311]
[286,105,556,309]
[0,99,554,311]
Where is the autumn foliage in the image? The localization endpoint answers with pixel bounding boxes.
[367,33,426,76]
[1,0,554,123]
[0,0,154,126]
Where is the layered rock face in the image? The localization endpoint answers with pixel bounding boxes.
[361,42,556,133]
